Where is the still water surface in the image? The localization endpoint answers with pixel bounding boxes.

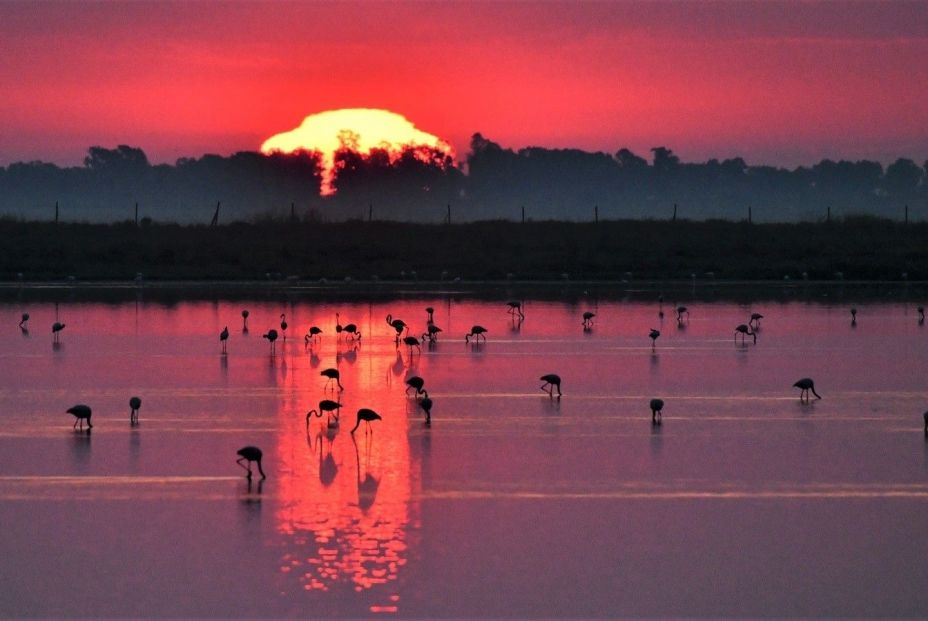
[1,294,927,617]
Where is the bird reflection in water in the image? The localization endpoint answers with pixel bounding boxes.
[353,433,380,513]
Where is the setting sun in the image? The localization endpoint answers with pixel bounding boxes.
[261,108,453,194]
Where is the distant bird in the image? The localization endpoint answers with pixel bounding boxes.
[465,325,488,343]
[307,399,343,428]
[320,368,344,391]
[735,324,756,344]
[402,335,421,352]
[749,312,764,328]
[540,374,562,397]
[343,322,361,340]
[236,446,266,480]
[420,391,433,425]
[405,376,426,395]
[263,329,278,353]
[280,314,288,340]
[676,306,689,322]
[918,306,924,324]
[425,307,435,324]
[18,313,29,329]
[422,323,442,342]
[220,326,229,352]
[386,315,407,343]
[305,326,323,343]
[129,396,141,424]
[794,377,821,401]
[241,309,249,331]
[649,328,660,347]
[507,301,525,319]
[335,313,344,338]
[650,398,664,425]
[351,408,382,435]
[67,404,92,430]
[582,311,595,328]
[52,321,65,342]
[850,307,857,324]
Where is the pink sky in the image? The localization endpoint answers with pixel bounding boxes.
[1,1,926,167]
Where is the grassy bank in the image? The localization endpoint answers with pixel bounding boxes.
[1,217,926,281]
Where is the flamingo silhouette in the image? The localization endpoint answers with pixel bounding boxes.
[850,308,857,324]
[918,306,924,325]
[794,377,821,401]
[507,301,525,319]
[67,404,92,430]
[343,322,361,340]
[236,446,266,479]
[305,326,323,343]
[405,376,426,395]
[582,311,595,328]
[465,325,488,343]
[52,321,65,343]
[749,312,764,329]
[386,315,407,344]
[540,374,562,397]
[320,368,344,391]
[19,313,29,329]
[351,408,382,435]
[280,314,288,340]
[420,391,433,425]
[241,309,249,331]
[735,324,756,344]
[220,326,229,352]
[649,328,660,348]
[129,396,141,425]
[676,306,689,323]
[425,307,435,324]
[402,335,421,352]
[335,313,344,338]
[307,399,343,429]
[422,323,442,342]
[263,329,278,354]
[650,398,664,425]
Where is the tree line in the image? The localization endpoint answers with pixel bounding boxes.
[0,135,924,223]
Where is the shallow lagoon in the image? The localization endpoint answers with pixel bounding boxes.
[1,290,927,617]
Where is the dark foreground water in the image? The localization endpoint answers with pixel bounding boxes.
[1,293,927,617]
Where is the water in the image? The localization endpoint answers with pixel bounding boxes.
[1,293,927,617]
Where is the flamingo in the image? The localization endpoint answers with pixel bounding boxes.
[918,306,924,324]
[236,446,266,479]
[850,307,857,324]
[582,311,595,328]
[307,399,343,429]
[19,313,29,329]
[320,368,344,391]
[540,374,562,397]
[263,329,278,354]
[343,322,361,340]
[305,326,323,343]
[650,398,664,425]
[405,376,426,395]
[507,301,525,319]
[676,306,689,322]
[425,307,435,324]
[402,335,421,352]
[52,321,65,342]
[422,323,442,342]
[735,324,756,344]
[67,404,92,430]
[280,314,288,340]
[351,408,382,435]
[749,312,764,328]
[924,410,927,435]
[465,325,488,343]
[386,315,407,343]
[420,391,433,425]
[794,377,821,401]
[220,326,229,352]
[129,396,141,425]
[335,313,344,338]
[649,328,660,347]
[241,309,249,331]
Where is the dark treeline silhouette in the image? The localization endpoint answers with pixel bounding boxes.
[0,135,925,223]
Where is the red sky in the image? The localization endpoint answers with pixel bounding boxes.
[1,1,926,168]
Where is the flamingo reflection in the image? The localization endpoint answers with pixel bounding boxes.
[353,431,380,512]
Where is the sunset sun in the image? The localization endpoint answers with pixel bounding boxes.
[261,108,453,194]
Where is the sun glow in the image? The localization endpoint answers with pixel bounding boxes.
[261,108,454,195]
